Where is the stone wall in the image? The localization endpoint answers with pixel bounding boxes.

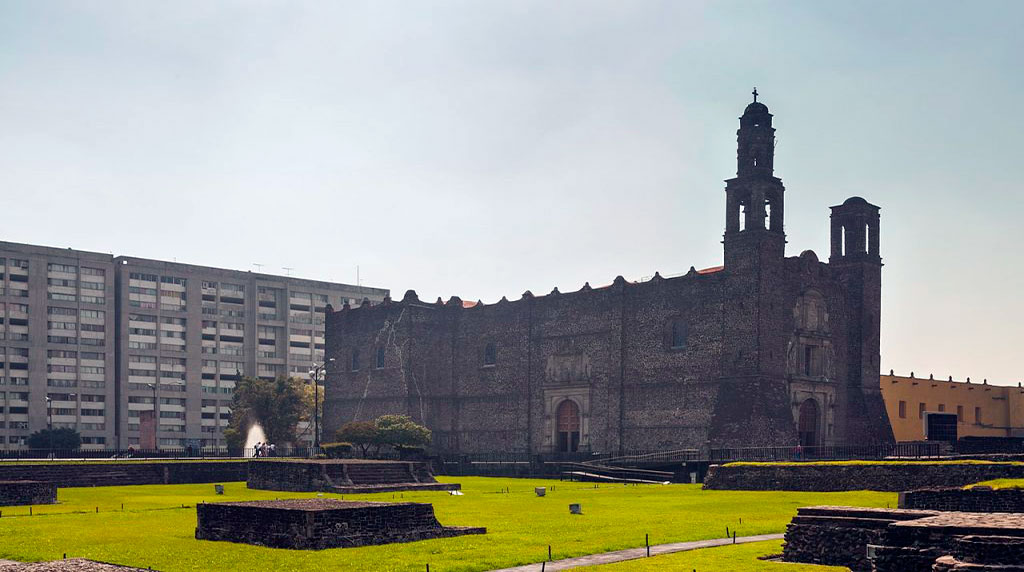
[783,506,940,572]
[933,535,1024,571]
[0,461,246,488]
[900,486,1024,513]
[703,462,1024,491]
[195,499,485,549]
[0,480,57,506]
[246,459,457,494]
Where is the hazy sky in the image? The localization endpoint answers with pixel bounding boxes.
[1,1,1021,383]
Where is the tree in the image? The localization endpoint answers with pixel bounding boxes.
[224,376,313,451]
[375,414,431,450]
[27,427,81,450]
[335,421,380,457]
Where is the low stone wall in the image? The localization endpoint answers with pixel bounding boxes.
[195,498,485,549]
[785,507,1024,572]
[703,462,1024,492]
[0,480,57,506]
[0,461,247,488]
[900,486,1024,513]
[247,459,459,493]
[782,506,940,572]
[933,535,1024,571]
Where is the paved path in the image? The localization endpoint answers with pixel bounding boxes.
[487,533,785,571]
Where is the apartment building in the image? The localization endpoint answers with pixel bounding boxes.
[0,241,387,451]
[0,242,117,450]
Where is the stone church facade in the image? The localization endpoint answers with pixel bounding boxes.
[323,98,894,454]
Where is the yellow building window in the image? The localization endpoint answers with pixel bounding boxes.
[898,401,907,419]
[975,407,982,424]
[918,403,926,419]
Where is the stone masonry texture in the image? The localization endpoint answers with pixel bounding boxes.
[323,99,894,455]
[900,486,1024,513]
[703,462,1024,492]
[246,459,459,493]
[0,481,56,506]
[194,498,485,549]
[0,461,246,488]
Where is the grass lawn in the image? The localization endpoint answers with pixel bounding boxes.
[968,478,1024,489]
[0,477,893,572]
[570,539,847,571]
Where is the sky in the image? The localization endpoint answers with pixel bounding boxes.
[0,1,1021,384]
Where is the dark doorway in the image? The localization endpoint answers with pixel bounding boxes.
[798,399,819,446]
[556,400,581,453]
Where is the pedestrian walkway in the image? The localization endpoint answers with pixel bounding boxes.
[487,533,785,571]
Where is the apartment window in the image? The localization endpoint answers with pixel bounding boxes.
[898,401,907,419]
[918,403,926,419]
[483,343,497,366]
[81,352,104,361]
[375,347,385,369]
[975,407,982,424]
[80,309,104,319]
[938,404,945,412]
[351,349,360,371]
[129,272,157,282]
[48,307,77,316]
[160,276,186,286]
[80,281,105,291]
[956,405,964,422]
[81,267,105,276]
[81,295,105,305]
[47,350,77,359]
[47,263,77,273]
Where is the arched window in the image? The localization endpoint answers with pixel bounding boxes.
[670,320,688,350]
[556,400,581,453]
[375,346,385,369]
[483,343,497,366]
[350,349,360,371]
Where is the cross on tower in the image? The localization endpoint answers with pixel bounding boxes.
[752,87,758,102]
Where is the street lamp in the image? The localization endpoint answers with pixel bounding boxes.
[45,396,53,457]
[309,358,335,451]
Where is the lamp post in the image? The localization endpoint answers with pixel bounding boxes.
[147,381,185,452]
[309,359,335,451]
[45,396,53,457]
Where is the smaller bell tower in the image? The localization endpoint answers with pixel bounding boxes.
[830,196,893,443]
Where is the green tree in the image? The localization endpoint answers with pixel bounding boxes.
[27,427,81,449]
[375,414,431,450]
[224,376,313,450]
[335,421,381,457]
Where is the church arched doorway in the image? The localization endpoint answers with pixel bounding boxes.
[556,400,581,453]
[798,399,819,447]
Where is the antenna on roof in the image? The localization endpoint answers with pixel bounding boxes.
[253,263,264,272]
[282,267,293,277]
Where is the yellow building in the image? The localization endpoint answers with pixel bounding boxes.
[880,372,1024,441]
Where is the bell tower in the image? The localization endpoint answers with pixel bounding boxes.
[829,196,892,443]
[723,89,786,269]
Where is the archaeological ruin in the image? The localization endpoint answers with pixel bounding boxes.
[195,498,485,549]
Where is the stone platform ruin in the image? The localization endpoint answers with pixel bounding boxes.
[195,498,485,549]
[247,459,459,494]
[0,481,57,506]
[783,505,1024,571]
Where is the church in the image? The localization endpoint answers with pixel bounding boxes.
[323,96,895,454]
